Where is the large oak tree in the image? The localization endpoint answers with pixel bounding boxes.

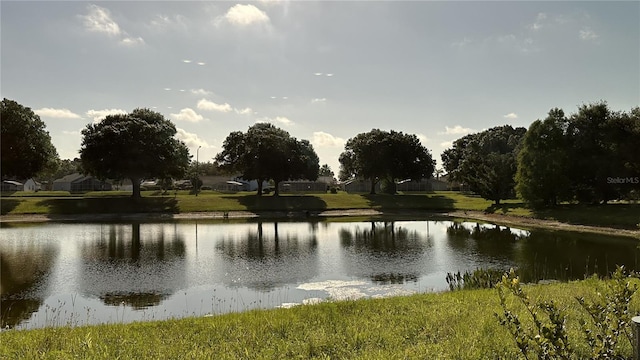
[214,123,320,196]
[442,125,526,204]
[1,98,59,180]
[339,129,435,194]
[80,108,190,198]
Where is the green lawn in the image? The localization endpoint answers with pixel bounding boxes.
[2,190,639,229]
[1,277,637,359]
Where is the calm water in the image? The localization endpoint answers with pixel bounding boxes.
[1,218,638,330]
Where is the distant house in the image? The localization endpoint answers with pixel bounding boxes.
[341,177,449,193]
[1,180,23,192]
[23,178,42,192]
[342,179,382,193]
[278,180,330,194]
[396,178,449,192]
[52,173,112,192]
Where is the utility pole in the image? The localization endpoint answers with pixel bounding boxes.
[196,145,201,196]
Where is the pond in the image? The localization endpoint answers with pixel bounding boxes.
[1,218,638,330]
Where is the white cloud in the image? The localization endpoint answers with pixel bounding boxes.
[439,125,474,135]
[80,5,144,46]
[311,98,327,103]
[175,128,211,149]
[235,107,254,115]
[197,99,232,112]
[224,4,270,27]
[529,12,548,31]
[503,113,518,119]
[121,36,144,46]
[416,133,429,145]
[35,108,82,119]
[312,132,345,148]
[86,109,127,123]
[579,27,599,41]
[148,14,189,33]
[191,89,212,96]
[440,141,454,148]
[81,5,121,36]
[170,108,204,123]
[256,116,293,126]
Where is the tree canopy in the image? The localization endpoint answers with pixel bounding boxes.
[319,164,335,178]
[516,108,571,207]
[80,108,190,198]
[517,102,640,205]
[442,125,526,204]
[214,123,320,196]
[1,98,59,180]
[339,129,435,194]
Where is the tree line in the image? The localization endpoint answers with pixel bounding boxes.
[2,98,638,206]
[442,102,639,206]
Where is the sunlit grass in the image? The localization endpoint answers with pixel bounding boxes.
[1,278,637,359]
[2,190,638,229]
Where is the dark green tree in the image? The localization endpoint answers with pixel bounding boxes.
[319,164,334,178]
[566,102,615,203]
[603,107,640,200]
[442,125,526,204]
[516,108,571,207]
[80,108,190,198]
[215,123,320,196]
[339,129,435,194]
[1,98,59,180]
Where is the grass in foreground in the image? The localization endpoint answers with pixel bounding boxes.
[1,278,638,359]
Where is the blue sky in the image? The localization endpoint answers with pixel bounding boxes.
[2,1,638,174]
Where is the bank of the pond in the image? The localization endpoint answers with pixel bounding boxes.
[1,191,638,238]
[2,208,638,239]
[1,277,638,359]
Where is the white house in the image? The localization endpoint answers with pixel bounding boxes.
[23,178,42,192]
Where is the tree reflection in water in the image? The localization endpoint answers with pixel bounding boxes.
[79,223,187,308]
[445,222,640,283]
[215,221,319,291]
[1,244,58,329]
[339,222,429,284]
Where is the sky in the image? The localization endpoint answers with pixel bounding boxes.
[2,1,639,176]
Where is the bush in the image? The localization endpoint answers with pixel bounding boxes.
[496,266,638,359]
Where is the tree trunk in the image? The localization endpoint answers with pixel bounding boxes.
[369,178,376,194]
[257,178,263,197]
[131,177,141,198]
[273,180,280,196]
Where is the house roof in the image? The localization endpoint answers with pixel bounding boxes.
[2,180,23,186]
[53,173,85,183]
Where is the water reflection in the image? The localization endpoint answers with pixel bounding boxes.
[1,219,638,330]
[215,222,319,291]
[516,231,640,282]
[339,221,431,284]
[1,244,57,328]
[79,223,187,308]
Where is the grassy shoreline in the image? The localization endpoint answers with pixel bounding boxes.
[1,278,638,359]
[2,191,639,235]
